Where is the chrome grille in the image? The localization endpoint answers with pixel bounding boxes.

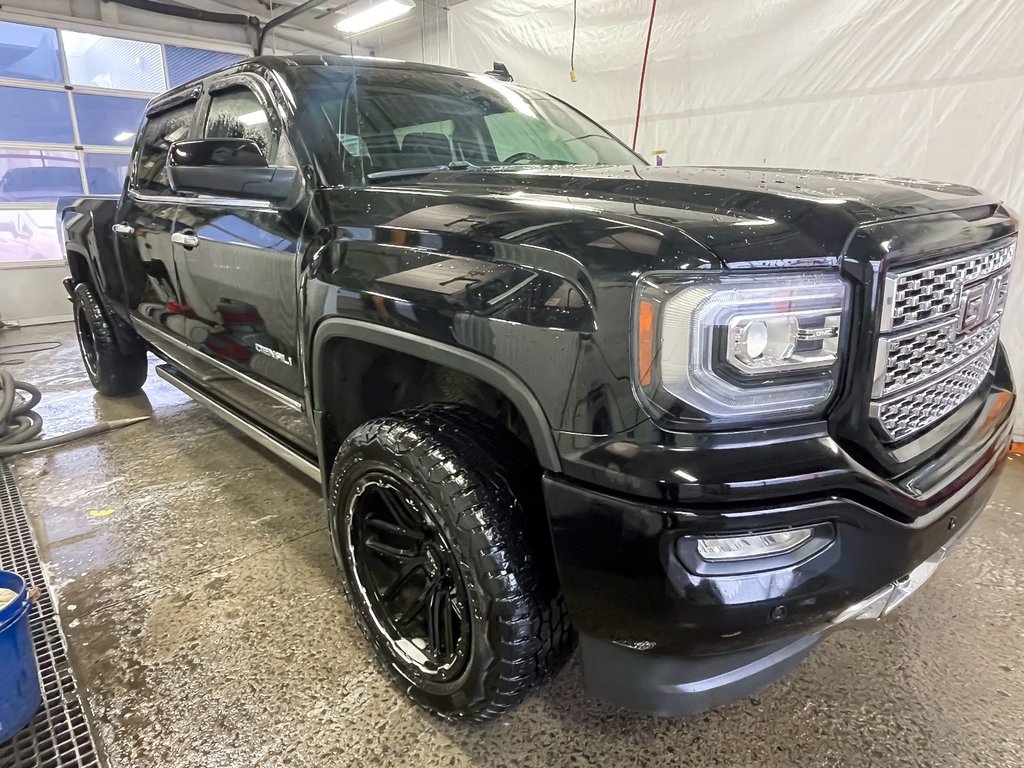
[872,344,997,441]
[871,238,1015,442]
[874,318,1001,398]
[880,242,1015,332]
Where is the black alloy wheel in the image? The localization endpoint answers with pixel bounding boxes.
[346,469,470,681]
[329,405,576,721]
[72,282,147,396]
[75,304,99,378]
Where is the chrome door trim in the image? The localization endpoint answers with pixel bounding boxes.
[138,321,305,412]
[156,365,320,482]
[129,189,273,210]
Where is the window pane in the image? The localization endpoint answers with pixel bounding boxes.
[205,87,272,157]
[0,86,74,143]
[166,46,243,88]
[0,21,62,82]
[74,93,148,147]
[61,31,165,92]
[0,208,61,263]
[485,112,595,163]
[0,148,81,203]
[136,103,194,193]
[84,152,131,194]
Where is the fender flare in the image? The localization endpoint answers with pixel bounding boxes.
[309,318,562,473]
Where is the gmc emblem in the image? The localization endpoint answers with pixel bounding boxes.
[959,272,1007,333]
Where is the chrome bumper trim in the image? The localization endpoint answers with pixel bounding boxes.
[831,524,968,625]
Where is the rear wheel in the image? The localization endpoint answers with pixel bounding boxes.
[328,404,575,721]
[72,283,147,396]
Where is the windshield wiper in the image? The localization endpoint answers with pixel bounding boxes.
[367,160,479,182]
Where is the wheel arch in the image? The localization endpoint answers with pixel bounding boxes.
[309,319,562,475]
[64,244,92,286]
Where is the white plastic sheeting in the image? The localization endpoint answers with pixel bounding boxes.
[443,0,1024,436]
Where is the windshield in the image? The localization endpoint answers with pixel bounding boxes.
[294,64,642,183]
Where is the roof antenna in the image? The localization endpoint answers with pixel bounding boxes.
[485,62,513,82]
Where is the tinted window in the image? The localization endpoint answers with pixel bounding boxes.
[74,93,148,147]
[135,103,195,193]
[293,67,640,182]
[0,86,73,143]
[0,148,81,203]
[205,87,273,158]
[0,21,62,82]
[61,30,165,92]
[166,46,244,88]
[485,112,602,164]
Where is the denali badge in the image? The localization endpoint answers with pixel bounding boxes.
[958,272,1006,333]
[254,343,294,366]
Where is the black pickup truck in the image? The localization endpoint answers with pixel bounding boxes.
[59,54,1017,721]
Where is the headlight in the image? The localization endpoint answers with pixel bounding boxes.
[633,272,848,424]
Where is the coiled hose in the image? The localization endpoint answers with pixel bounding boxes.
[0,368,148,456]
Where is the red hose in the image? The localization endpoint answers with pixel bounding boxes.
[632,0,659,150]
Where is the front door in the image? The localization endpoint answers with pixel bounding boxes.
[171,76,314,452]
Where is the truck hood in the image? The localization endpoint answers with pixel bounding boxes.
[412,165,997,267]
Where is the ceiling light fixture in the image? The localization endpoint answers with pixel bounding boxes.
[236,110,268,126]
[335,0,415,35]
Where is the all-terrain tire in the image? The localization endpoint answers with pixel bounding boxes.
[328,404,576,722]
[72,282,147,396]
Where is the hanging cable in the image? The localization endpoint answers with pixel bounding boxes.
[632,0,659,150]
[421,0,427,62]
[569,0,578,81]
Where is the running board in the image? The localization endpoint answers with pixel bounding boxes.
[156,364,321,482]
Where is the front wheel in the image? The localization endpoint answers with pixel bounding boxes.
[328,405,575,722]
[72,283,147,396]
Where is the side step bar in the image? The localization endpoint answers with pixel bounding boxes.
[156,364,322,482]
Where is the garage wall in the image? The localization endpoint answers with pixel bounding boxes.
[0,5,250,326]
[439,0,1024,438]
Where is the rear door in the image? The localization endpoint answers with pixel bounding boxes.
[114,94,200,346]
[171,74,314,451]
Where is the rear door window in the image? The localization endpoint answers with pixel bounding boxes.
[134,102,195,194]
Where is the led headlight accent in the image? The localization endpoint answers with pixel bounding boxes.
[726,311,841,374]
[635,272,847,422]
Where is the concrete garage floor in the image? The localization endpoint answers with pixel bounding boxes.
[2,321,1023,768]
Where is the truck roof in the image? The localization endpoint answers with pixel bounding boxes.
[148,54,478,114]
[264,54,470,78]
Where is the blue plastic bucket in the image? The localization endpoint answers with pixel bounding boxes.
[0,570,41,744]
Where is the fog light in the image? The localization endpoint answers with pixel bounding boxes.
[696,528,814,561]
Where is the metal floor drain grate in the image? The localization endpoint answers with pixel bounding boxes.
[0,460,102,768]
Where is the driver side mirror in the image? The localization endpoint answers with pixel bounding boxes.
[167,138,299,202]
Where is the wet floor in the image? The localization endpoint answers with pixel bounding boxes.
[2,321,1023,767]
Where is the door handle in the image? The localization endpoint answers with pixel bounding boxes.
[171,231,200,249]
[112,223,133,236]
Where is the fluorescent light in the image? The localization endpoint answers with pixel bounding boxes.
[113,131,135,142]
[335,0,415,34]
[237,110,267,126]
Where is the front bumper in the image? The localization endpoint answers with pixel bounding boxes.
[544,396,1012,716]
